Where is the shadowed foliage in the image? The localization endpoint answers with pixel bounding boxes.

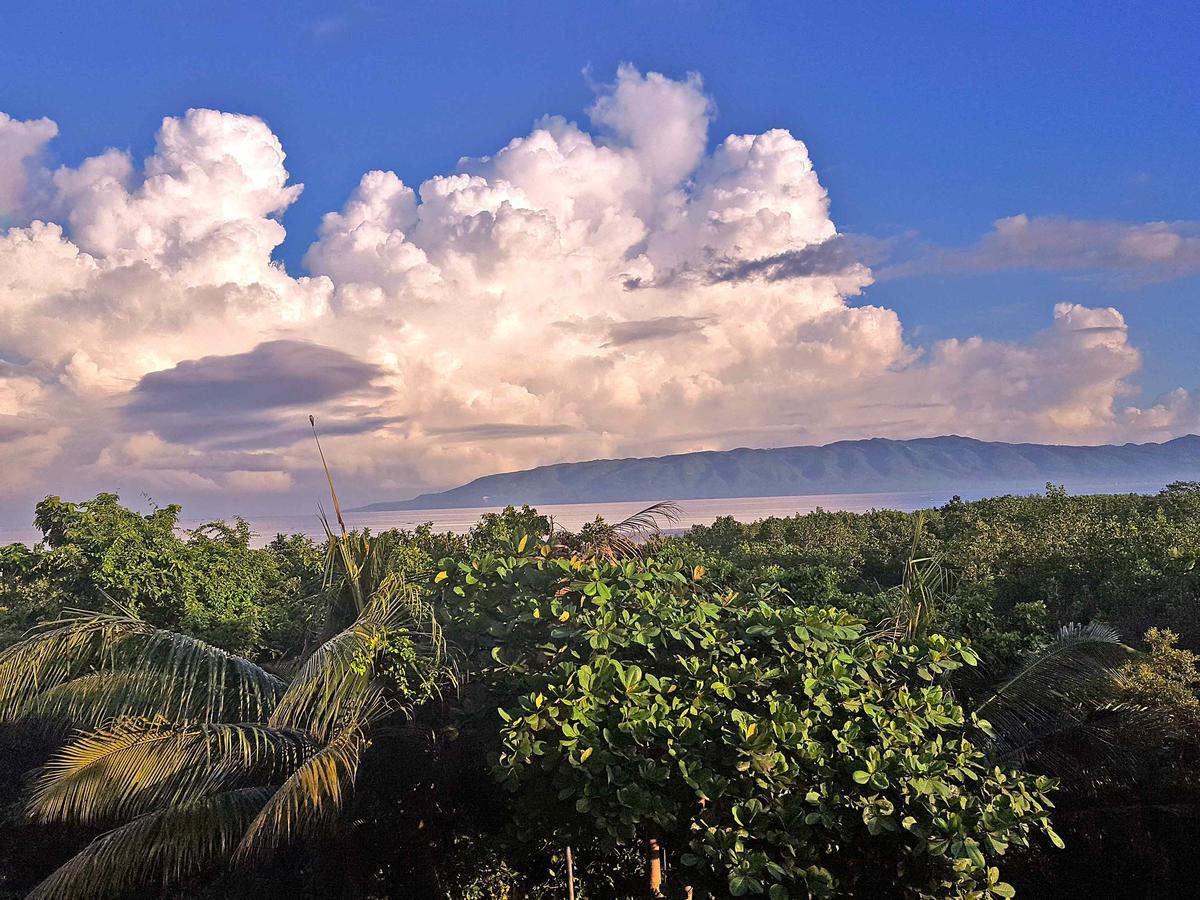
[0,522,452,899]
[2,483,1200,896]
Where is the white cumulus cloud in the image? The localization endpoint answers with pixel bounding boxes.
[0,66,1196,515]
[0,112,57,219]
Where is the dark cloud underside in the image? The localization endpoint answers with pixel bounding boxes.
[126,340,390,445]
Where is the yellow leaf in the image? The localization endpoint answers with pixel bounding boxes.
[559,610,570,622]
[746,722,757,738]
[580,747,594,763]
[693,565,706,581]
[533,608,541,619]
[518,534,529,553]
[434,571,449,583]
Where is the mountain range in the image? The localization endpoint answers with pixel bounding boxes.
[355,435,1200,511]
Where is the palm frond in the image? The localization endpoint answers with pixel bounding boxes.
[28,719,311,826]
[582,501,681,563]
[873,512,953,641]
[987,699,1159,787]
[26,787,273,900]
[271,573,449,740]
[976,622,1133,766]
[612,501,682,536]
[977,623,1129,716]
[236,721,370,861]
[314,524,437,635]
[320,519,369,621]
[0,611,284,727]
[28,670,240,732]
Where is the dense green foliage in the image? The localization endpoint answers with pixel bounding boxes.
[0,494,324,657]
[1,483,1199,898]
[680,485,1200,652]
[435,536,1056,898]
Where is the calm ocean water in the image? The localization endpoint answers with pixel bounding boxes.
[0,483,1171,548]
[225,491,952,546]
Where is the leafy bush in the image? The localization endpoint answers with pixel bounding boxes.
[436,534,1057,898]
[1,494,326,658]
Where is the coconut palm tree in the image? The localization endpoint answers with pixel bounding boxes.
[0,508,453,899]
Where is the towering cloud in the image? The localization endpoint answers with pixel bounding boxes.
[0,112,57,219]
[0,67,1195,511]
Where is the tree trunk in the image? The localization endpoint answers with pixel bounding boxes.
[645,831,664,897]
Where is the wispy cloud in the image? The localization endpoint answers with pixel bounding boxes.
[705,234,893,284]
[709,216,1200,288]
[427,423,578,441]
[882,214,1200,283]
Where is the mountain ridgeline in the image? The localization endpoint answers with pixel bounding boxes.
[358,434,1200,510]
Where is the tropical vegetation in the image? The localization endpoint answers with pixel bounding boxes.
[1,481,1199,898]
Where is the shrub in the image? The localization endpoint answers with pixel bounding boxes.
[437,536,1058,898]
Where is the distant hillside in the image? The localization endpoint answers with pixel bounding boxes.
[355,435,1200,511]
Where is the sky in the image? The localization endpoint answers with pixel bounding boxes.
[0,1,1198,522]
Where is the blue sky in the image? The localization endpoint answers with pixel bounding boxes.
[5,2,1197,401]
[0,2,1197,518]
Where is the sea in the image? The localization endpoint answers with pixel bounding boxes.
[229,491,949,545]
[0,482,1173,548]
